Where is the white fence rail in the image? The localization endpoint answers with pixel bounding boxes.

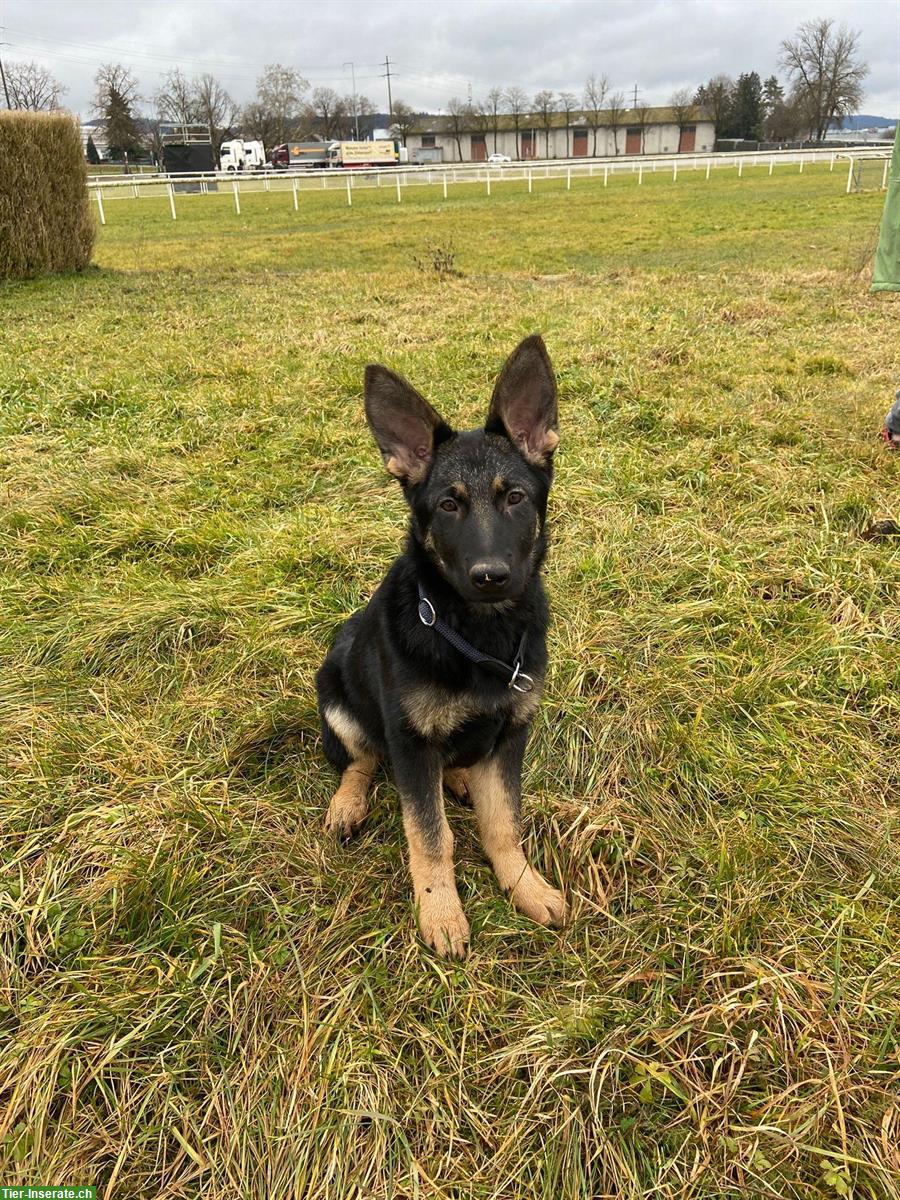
[87,147,891,225]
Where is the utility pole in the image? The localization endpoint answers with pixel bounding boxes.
[631,84,640,108]
[0,43,12,110]
[382,55,394,123]
[344,61,359,139]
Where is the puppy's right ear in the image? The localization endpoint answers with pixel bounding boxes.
[364,365,451,485]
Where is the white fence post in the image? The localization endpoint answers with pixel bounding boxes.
[292,178,298,210]
[738,159,743,177]
[527,169,532,193]
[95,189,106,226]
[604,166,608,186]
[168,182,176,220]
[673,161,677,182]
[566,167,571,190]
[638,164,643,185]
[706,159,711,180]
[233,179,240,214]
[443,174,448,199]
[799,157,804,173]
[846,160,854,194]
[486,173,491,196]
[883,159,890,190]
[830,153,835,172]
[769,157,774,175]
[346,176,352,206]
[396,174,401,202]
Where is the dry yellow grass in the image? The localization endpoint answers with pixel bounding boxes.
[0,166,898,1198]
[0,110,95,280]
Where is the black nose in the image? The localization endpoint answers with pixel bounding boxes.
[469,561,511,589]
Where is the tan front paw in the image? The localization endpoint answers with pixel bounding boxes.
[506,865,568,928]
[417,887,470,958]
[324,791,368,840]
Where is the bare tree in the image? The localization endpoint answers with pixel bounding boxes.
[583,73,608,156]
[193,73,239,155]
[5,60,67,110]
[533,89,555,158]
[780,18,868,141]
[308,86,343,139]
[255,63,308,146]
[504,85,528,158]
[355,94,377,138]
[693,74,734,138]
[484,86,503,152]
[446,96,472,161]
[390,100,416,145]
[634,101,653,153]
[558,91,578,157]
[242,101,279,149]
[605,90,626,156]
[669,87,697,149]
[94,63,143,171]
[154,68,197,127]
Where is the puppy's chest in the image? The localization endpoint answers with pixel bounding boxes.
[401,678,542,740]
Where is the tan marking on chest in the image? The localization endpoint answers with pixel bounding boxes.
[403,685,479,738]
[402,677,543,739]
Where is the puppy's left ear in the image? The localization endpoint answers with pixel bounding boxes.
[485,334,559,468]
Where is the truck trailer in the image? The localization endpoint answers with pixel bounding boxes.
[269,142,332,170]
[270,139,408,170]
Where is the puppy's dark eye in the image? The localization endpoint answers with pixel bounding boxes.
[507,490,525,506]
[439,498,458,513]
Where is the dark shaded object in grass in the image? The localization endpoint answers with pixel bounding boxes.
[412,240,463,280]
[882,389,900,449]
[860,519,900,542]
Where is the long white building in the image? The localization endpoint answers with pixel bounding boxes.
[407,104,716,162]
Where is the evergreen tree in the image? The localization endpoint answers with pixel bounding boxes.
[86,135,101,165]
[730,71,763,140]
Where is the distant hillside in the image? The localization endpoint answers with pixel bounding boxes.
[832,114,896,130]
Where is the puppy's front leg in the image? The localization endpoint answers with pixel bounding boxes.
[469,727,567,929]
[391,739,469,958]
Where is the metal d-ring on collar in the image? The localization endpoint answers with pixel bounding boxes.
[417,583,534,693]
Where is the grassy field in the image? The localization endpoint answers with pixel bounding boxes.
[1,165,899,1199]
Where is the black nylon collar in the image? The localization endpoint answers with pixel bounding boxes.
[416,582,534,692]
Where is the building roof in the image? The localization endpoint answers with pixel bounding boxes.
[411,105,710,135]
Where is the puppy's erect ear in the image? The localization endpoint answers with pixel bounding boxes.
[485,334,559,468]
[364,364,451,485]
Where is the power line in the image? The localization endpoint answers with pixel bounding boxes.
[382,54,393,120]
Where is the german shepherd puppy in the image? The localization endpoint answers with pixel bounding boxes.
[315,335,567,957]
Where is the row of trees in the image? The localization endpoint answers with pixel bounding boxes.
[5,18,870,163]
[694,21,868,143]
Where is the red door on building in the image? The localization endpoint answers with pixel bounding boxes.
[625,127,642,155]
[572,129,588,156]
[678,126,696,153]
[521,131,535,159]
[471,134,487,162]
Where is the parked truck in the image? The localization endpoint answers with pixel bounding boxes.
[269,141,332,170]
[219,139,266,171]
[270,138,408,170]
[327,139,408,168]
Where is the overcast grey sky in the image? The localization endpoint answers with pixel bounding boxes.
[2,0,898,120]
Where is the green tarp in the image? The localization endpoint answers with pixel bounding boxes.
[872,124,900,292]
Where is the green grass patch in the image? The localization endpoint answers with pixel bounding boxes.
[1,165,898,1198]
